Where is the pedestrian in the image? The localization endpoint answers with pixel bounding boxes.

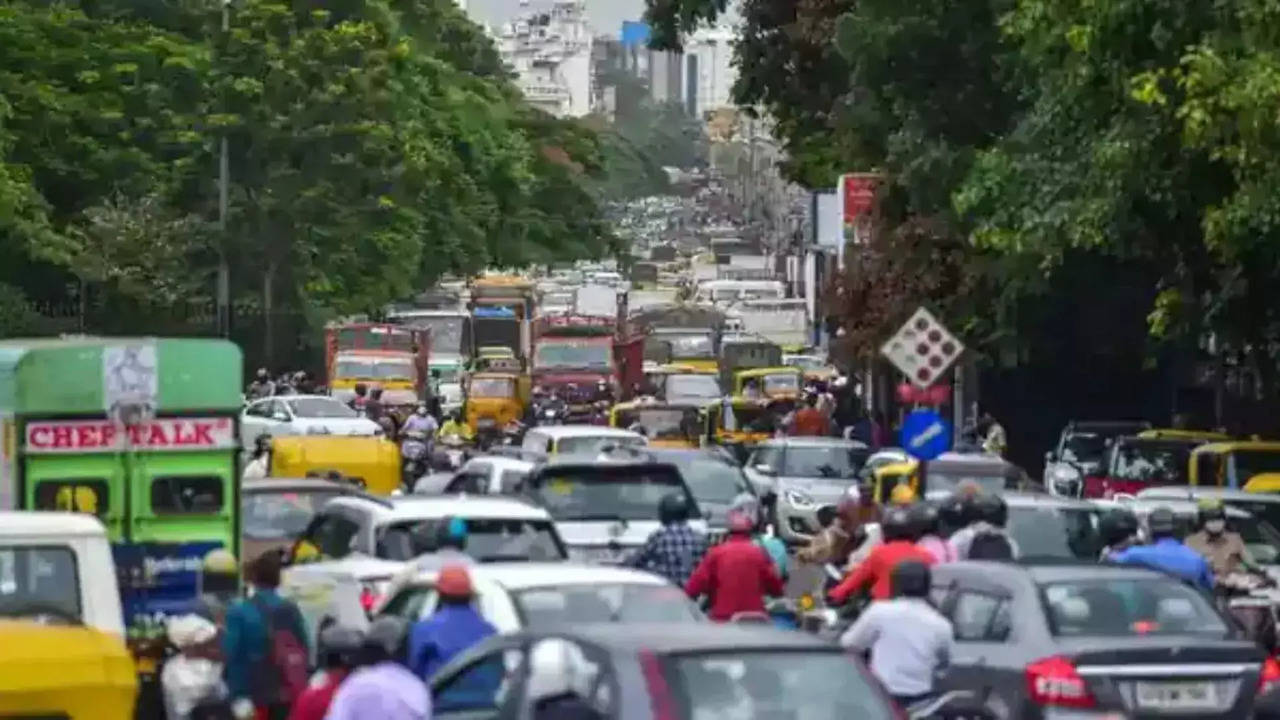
[162,614,229,720]
[1110,506,1214,591]
[286,626,363,720]
[242,435,271,481]
[977,410,1006,457]
[326,617,430,720]
[789,394,832,437]
[223,552,310,720]
[626,492,709,587]
[348,383,368,414]
[190,548,240,627]
[840,561,952,708]
[828,505,936,604]
[948,493,1018,561]
[407,564,497,681]
[684,508,785,621]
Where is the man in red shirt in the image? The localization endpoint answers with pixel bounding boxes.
[685,509,785,621]
[791,394,832,437]
[829,505,935,603]
[287,625,363,720]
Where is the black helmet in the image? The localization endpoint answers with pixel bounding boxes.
[1098,507,1139,547]
[362,616,409,664]
[658,492,690,525]
[891,560,931,599]
[957,492,981,525]
[973,493,1008,527]
[938,494,966,532]
[1197,498,1226,527]
[909,502,940,537]
[1147,506,1178,539]
[318,625,364,668]
[881,506,915,542]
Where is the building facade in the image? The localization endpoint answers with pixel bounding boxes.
[494,1,594,117]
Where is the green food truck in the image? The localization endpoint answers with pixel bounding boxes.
[0,337,242,673]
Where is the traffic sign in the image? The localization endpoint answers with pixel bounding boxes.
[900,409,953,461]
[881,307,964,388]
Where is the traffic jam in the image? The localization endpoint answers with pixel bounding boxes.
[6,265,1280,720]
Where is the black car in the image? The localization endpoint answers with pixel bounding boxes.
[429,622,900,720]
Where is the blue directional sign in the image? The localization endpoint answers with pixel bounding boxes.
[899,409,953,461]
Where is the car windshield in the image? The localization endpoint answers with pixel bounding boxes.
[513,583,700,626]
[780,445,869,479]
[1233,450,1280,485]
[242,491,340,540]
[334,358,415,381]
[556,435,646,455]
[762,373,799,394]
[786,356,824,371]
[1041,578,1228,637]
[381,518,565,562]
[666,651,894,719]
[287,397,358,418]
[534,341,612,370]
[615,408,701,440]
[665,374,720,399]
[530,466,694,521]
[1008,506,1102,560]
[1111,441,1195,483]
[1061,432,1110,466]
[672,458,752,503]
[470,377,514,398]
[666,335,715,359]
[0,546,81,622]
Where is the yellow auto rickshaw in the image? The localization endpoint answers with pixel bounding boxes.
[735,367,803,399]
[869,454,1032,503]
[466,371,524,434]
[1244,473,1280,494]
[610,400,704,448]
[704,397,793,463]
[0,621,137,720]
[269,435,401,495]
[1139,428,1232,443]
[1189,441,1280,488]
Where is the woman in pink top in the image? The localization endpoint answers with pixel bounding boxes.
[911,503,955,563]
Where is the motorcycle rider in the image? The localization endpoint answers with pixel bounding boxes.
[684,508,785,622]
[1186,498,1257,580]
[840,561,952,709]
[438,410,475,442]
[627,492,709,587]
[326,616,429,720]
[948,493,1019,560]
[912,502,955,563]
[402,403,438,439]
[364,386,386,423]
[247,368,275,399]
[1098,506,1142,560]
[347,383,369,414]
[729,493,788,581]
[288,625,364,720]
[1110,506,1214,591]
[829,505,936,604]
[797,487,871,565]
[789,393,833,437]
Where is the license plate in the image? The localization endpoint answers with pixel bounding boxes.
[1135,681,1217,710]
[580,546,626,563]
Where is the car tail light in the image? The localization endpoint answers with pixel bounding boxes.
[359,587,382,615]
[1026,655,1096,708]
[639,650,678,720]
[1258,655,1280,696]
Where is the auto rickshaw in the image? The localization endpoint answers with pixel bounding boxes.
[465,371,524,435]
[0,621,138,720]
[269,435,401,495]
[609,399,704,448]
[1139,428,1232,443]
[704,397,794,463]
[1245,473,1280,494]
[870,453,1034,504]
[734,366,803,399]
[1188,441,1280,488]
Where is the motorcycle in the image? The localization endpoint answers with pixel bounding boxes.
[1217,571,1279,651]
[399,431,430,489]
[533,398,566,426]
[438,434,471,470]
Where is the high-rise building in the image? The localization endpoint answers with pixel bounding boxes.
[494,1,594,117]
[682,26,736,117]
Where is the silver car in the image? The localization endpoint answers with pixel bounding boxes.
[743,437,870,544]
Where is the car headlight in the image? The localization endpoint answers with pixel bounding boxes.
[1050,465,1081,482]
[784,489,816,510]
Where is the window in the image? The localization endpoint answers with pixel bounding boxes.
[499,469,528,493]
[512,583,700,627]
[381,518,565,562]
[1007,506,1102,560]
[779,445,869,479]
[245,401,272,418]
[1196,453,1220,487]
[242,490,339,541]
[533,342,612,370]
[664,374,720,400]
[1041,578,1228,637]
[555,434,647,455]
[948,591,1011,642]
[433,647,524,713]
[471,377,515,398]
[286,397,358,419]
[151,476,224,514]
[307,513,361,559]
[33,479,109,516]
[529,466,694,522]
[0,545,81,622]
[446,465,491,494]
[1231,450,1280,487]
[379,586,434,621]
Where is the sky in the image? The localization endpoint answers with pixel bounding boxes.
[464,0,738,36]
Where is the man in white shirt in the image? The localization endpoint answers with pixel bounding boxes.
[840,560,952,707]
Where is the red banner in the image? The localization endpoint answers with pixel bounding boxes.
[25,417,236,454]
[840,173,881,240]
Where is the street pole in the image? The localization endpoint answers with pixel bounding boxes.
[216,1,231,338]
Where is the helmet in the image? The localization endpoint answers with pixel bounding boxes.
[891,560,931,599]
[354,382,367,394]
[1147,506,1178,538]
[437,564,474,599]
[658,492,691,524]
[889,483,917,506]
[416,404,428,416]
[318,625,364,668]
[201,548,238,575]
[938,494,967,531]
[908,502,940,537]
[253,433,272,453]
[973,493,1008,527]
[256,367,269,379]
[437,516,468,550]
[362,616,409,661]
[1098,507,1139,547]
[881,505,915,542]
[1197,498,1226,527]
[730,492,761,523]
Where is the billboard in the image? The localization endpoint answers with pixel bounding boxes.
[839,173,883,244]
[621,21,650,47]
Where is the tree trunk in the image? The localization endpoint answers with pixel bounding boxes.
[263,259,277,370]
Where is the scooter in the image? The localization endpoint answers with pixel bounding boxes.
[1218,571,1279,651]
[400,432,430,488]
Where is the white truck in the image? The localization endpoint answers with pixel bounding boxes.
[573,284,618,320]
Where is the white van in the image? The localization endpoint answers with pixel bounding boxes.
[0,511,123,636]
[693,280,786,307]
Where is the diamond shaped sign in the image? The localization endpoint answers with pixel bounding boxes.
[881,307,965,388]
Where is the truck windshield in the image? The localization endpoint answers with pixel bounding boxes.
[534,342,611,369]
[471,377,514,398]
[666,335,714,359]
[0,546,81,622]
[409,316,467,356]
[334,358,415,381]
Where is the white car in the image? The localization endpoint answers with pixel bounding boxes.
[413,455,536,495]
[377,563,703,631]
[281,555,405,658]
[240,394,381,447]
[520,425,647,457]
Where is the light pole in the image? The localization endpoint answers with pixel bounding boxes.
[215,0,231,338]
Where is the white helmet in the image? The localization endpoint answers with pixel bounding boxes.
[525,638,602,705]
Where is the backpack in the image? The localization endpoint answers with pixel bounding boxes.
[249,595,309,706]
[967,531,1014,561]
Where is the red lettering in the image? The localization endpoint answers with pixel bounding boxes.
[99,424,118,449]
[126,425,145,445]
[51,425,73,449]
[147,423,169,447]
[29,426,50,448]
[190,422,214,447]
[74,424,97,450]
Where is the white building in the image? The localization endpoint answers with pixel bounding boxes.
[494,1,594,117]
[682,26,736,117]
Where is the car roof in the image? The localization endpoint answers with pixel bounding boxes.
[535,622,834,654]
[527,425,645,440]
[261,394,336,403]
[1106,497,1252,518]
[755,437,869,449]
[938,560,1178,585]
[0,511,107,537]
[406,562,672,590]
[332,494,551,522]
[643,447,736,464]
[463,455,535,471]
[1137,486,1280,504]
[242,477,356,494]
